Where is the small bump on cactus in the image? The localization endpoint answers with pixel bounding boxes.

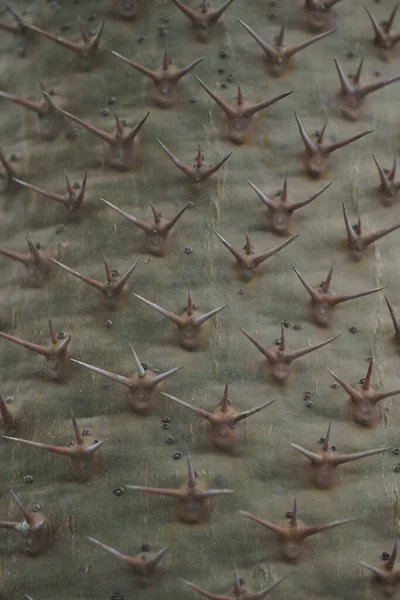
[126,455,235,524]
[294,111,373,178]
[52,256,139,310]
[0,487,51,556]
[195,77,293,144]
[327,359,400,427]
[71,346,183,414]
[50,101,150,172]
[373,155,400,204]
[181,565,290,599]
[293,260,385,327]
[237,17,337,78]
[333,58,400,121]
[110,49,203,108]
[212,229,299,280]
[0,318,71,382]
[3,413,104,482]
[365,5,400,61]
[156,138,232,183]
[240,498,356,561]
[162,383,278,450]
[240,323,340,382]
[342,203,400,260]
[245,177,332,236]
[303,0,345,33]
[133,289,227,350]
[88,536,170,574]
[101,197,189,256]
[290,421,393,490]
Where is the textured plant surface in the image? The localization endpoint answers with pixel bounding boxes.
[1,1,400,599]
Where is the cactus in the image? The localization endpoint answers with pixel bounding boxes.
[1,2,400,600]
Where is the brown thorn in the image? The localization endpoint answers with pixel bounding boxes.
[252,234,300,267]
[113,258,140,294]
[0,245,29,265]
[292,267,319,300]
[3,434,77,457]
[213,229,246,264]
[240,328,275,361]
[290,498,297,528]
[233,398,278,425]
[0,90,41,114]
[244,231,252,255]
[125,111,151,143]
[205,151,232,176]
[245,177,276,211]
[161,202,190,233]
[103,255,113,283]
[71,412,84,445]
[333,285,386,306]
[100,198,152,232]
[363,221,400,247]
[155,138,193,177]
[110,49,160,81]
[285,28,337,59]
[279,322,286,352]
[332,446,393,466]
[194,75,237,118]
[0,148,17,181]
[186,289,194,317]
[52,259,105,293]
[353,58,364,85]
[359,74,400,99]
[221,382,230,412]
[362,359,374,391]
[0,330,52,358]
[389,154,397,181]
[47,99,115,145]
[294,111,318,155]
[289,442,322,464]
[385,295,400,338]
[325,129,374,154]
[174,56,204,82]
[71,358,132,388]
[192,304,227,327]
[239,510,285,536]
[126,484,184,499]
[241,89,293,119]
[170,0,201,23]
[8,487,33,525]
[161,393,214,422]
[212,0,236,22]
[387,536,399,570]
[287,333,341,362]
[333,57,353,94]
[187,455,196,487]
[291,181,333,212]
[150,365,183,386]
[236,18,279,59]
[48,318,58,345]
[326,368,364,402]
[13,177,67,206]
[132,293,183,326]
[342,203,359,245]
[322,421,331,452]
[322,260,335,293]
[302,517,357,539]
[276,18,287,47]
[365,7,387,44]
